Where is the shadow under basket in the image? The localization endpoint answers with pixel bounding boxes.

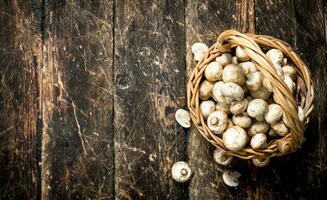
[187,30,314,160]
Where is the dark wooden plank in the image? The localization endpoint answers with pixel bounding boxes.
[41,1,114,199]
[255,0,327,199]
[186,1,254,199]
[0,1,43,199]
[114,0,187,199]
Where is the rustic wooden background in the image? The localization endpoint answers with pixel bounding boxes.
[0,0,326,199]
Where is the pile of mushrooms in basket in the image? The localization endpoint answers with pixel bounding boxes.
[172,30,314,187]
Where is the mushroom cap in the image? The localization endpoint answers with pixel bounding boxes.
[171,161,192,183]
[298,106,305,122]
[262,78,273,92]
[207,111,228,135]
[230,98,249,115]
[250,86,272,100]
[221,82,245,102]
[222,64,246,85]
[215,53,232,66]
[246,71,263,91]
[232,113,252,129]
[191,42,209,61]
[222,170,241,187]
[215,102,230,114]
[284,76,295,93]
[213,148,233,166]
[239,61,257,75]
[199,80,214,100]
[236,46,250,61]
[231,56,238,64]
[250,133,267,149]
[247,99,269,121]
[252,157,270,167]
[212,81,227,104]
[223,126,248,151]
[265,104,283,124]
[271,121,289,136]
[266,49,284,66]
[268,128,278,137]
[248,121,270,137]
[204,61,223,82]
[282,65,297,80]
[175,109,191,128]
[200,100,216,119]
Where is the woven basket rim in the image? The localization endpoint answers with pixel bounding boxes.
[187,30,314,160]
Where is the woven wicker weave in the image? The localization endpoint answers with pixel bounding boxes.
[187,30,314,160]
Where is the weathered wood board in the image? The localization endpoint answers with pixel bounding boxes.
[0,0,326,199]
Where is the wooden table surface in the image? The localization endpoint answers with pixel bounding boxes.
[0,0,326,199]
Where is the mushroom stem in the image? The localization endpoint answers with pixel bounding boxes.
[210,117,219,125]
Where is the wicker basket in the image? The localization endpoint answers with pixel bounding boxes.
[187,30,314,160]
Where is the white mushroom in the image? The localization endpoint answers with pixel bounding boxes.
[266,49,284,75]
[230,98,249,115]
[248,121,270,137]
[212,81,226,104]
[171,161,192,183]
[284,76,295,93]
[247,99,269,121]
[239,61,257,75]
[283,58,288,65]
[207,111,228,135]
[252,158,270,167]
[246,71,263,91]
[236,46,250,61]
[216,102,230,114]
[262,78,273,92]
[250,86,272,100]
[232,56,238,64]
[175,109,191,128]
[215,53,232,66]
[221,82,245,103]
[265,104,283,124]
[222,170,241,187]
[191,42,208,61]
[232,113,252,129]
[200,100,216,119]
[282,65,297,80]
[222,64,246,85]
[199,80,214,100]
[204,61,223,82]
[271,121,289,136]
[268,128,278,137]
[223,126,248,151]
[298,106,305,122]
[213,147,233,166]
[250,133,267,149]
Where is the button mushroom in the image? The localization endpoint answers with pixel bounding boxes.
[282,65,297,80]
[213,147,233,166]
[171,161,192,183]
[215,53,232,66]
[232,56,238,64]
[265,104,283,124]
[232,113,252,129]
[268,128,278,137]
[298,106,305,122]
[221,82,245,103]
[239,61,257,75]
[222,170,241,187]
[230,98,249,115]
[204,61,223,82]
[216,102,230,114]
[252,157,270,167]
[266,49,284,75]
[191,42,208,61]
[212,81,227,104]
[222,64,246,85]
[175,109,191,128]
[271,121,289,136]
[199,80,214,100]
[248,121,270,137]
[250,86,272,100]
[250,133,267,149]
[236,46,250,61]
[246,71,263,91]
[207,111,228,135]
[223,126,248,151]
[200,100,216,119]
[262,78,273,92]
[284,76,295,93]
[247,99,269,121]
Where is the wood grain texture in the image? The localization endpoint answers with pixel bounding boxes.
[185,1,254,199]
[0,1,43,199]
[114,0,187,199]
[256,0,327,199]
[41,1,114,199]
